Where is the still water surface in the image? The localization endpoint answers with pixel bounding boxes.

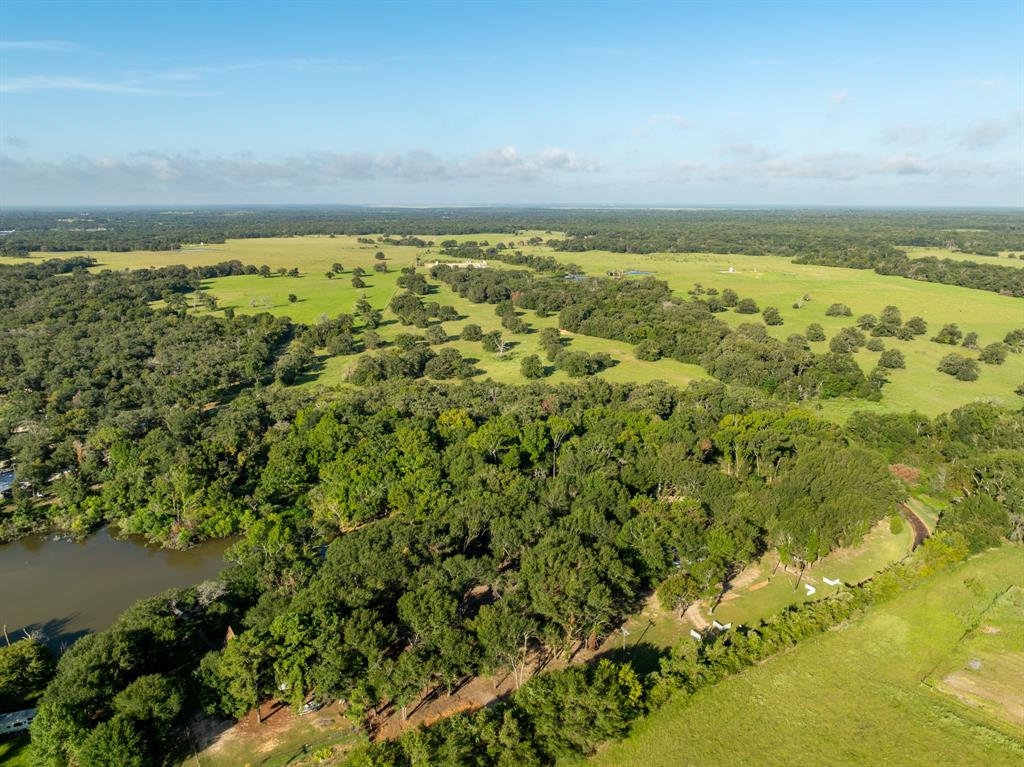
[0,528,229,651]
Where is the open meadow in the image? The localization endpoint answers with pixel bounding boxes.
[588,545,1024,767]
[23,233,1023,420]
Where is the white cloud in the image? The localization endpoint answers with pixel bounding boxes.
[0,146,601,194]
[953,77,1006,91]
[0,75,217,96]
[959,118,1016,149]
[828,89,849,108]
[871,154,932,176]
[646,114,692,130]
[881,123,930,147]
[0,40,79,51]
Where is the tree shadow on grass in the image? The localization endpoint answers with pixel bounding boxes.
[597,639,668,676]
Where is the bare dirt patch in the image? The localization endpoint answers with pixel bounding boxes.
[888,463,921,484]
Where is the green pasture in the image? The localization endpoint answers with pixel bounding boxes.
[710,515,915,628]
[22,235,1023,418]
[588,544,1024,767]
[925,585,1024,731]
[549,248,1024,418]
[902,245,1024,268]
[609,515,915,664]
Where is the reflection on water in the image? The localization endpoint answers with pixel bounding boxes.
[0,528,230,651]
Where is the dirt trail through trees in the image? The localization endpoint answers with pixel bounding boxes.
[901,503,930,548]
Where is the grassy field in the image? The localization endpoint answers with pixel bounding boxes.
[926,585,1024,730]
[18,234,1024,418]
[547,247,1024,418]
[589,544,1024,767]
[710,515,914,628]
[182,701,360,767]
[902,246,1024,268]
[0,734,32,766]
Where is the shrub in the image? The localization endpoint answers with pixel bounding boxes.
[905,316,927,335]
[857,314,877,331]
[979,343,1008,365]
[829,327,866,354]
[865,338,885,352]
[635,339,663,361]
[878,349,905,369]
[806,323,826,342]
[889,515,904,534]
[825,303,852,317]
[735,298,759,314]
[424,325,447,345]
[520,354,545,379]
[762,306,784,326]
[931,323,962,345]
[461,323,483,341]
[937,353,979,381]
[938,494,1010,552]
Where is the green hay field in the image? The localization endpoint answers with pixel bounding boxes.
[926,585,1024,730]
[23,234,1023,419]
[588,545,1024,767]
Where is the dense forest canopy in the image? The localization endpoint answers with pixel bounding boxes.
[1,207,1022,257]
[0,209,1021,766]
[18,379,1023,766]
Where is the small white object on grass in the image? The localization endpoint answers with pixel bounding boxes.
[804,583,816,596]
[690,629,703,641]
[823,576,841,586]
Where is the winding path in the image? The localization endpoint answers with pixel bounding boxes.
[901,502,930,549]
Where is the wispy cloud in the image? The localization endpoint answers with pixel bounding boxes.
[0,75,217,96]
[154,57,364,82]
[953,77,1006,91]
[646,114,692,130]
[683,147,1016,184]
[0,146,601,192]
[958,117,1017,149]
[828,89,849,109]
[881,123,930,147]
[2,56,363,96]
[5,136,28,148]
[0,40,79,51]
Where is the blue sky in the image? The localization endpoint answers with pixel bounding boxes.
[1,0,1021,206]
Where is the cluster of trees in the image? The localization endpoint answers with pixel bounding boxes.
[793,250,1024,297]
[0,258,298,545]
[4,209,1021,263]
[20,378,1022,764]
[345,529,973,767]
[432,266,877,401]
[0,637,55,712]
[26,378,906,764]
[347,339,478,383]
[438,240,580,274]
[388,290,459,328]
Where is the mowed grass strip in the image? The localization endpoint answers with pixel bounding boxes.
[588,545,1024,767]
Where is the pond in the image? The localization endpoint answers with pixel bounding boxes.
[0,528,230,652]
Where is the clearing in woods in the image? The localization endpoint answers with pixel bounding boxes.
[588,545,1024,767]
[32,234,1024,420]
